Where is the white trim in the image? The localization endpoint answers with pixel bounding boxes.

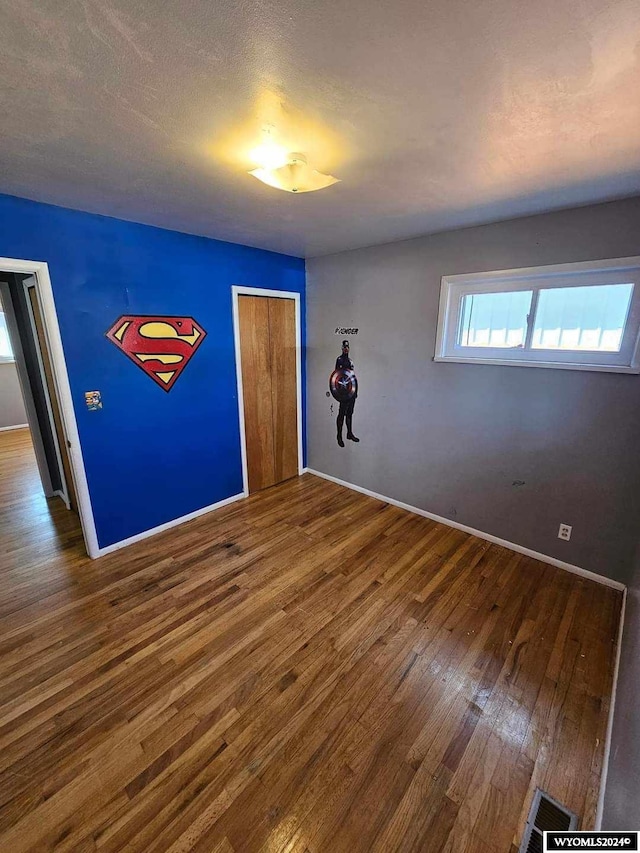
[432,356,640,374]
[305,468,626,591]
[231,285,304,495]
[595,586,627,830]
[435,255,640,374]
[22,277,71,509]
[0,423,29,432]
[94,492,245,556]
[0,257,97,556]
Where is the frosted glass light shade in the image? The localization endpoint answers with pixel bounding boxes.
[249,154,339,193]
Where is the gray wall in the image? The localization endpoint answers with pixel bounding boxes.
[0,361,27,429]
[306,196,640,584]
[603,549,640,828]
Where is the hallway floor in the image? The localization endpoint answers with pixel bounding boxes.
[0,428,622,852]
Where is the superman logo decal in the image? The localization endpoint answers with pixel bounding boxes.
[105,315,207,391]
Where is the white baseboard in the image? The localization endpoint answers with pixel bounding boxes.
[305,468,625,592]
[93,491,247,558]
[595,587,627,829]
[0,423,29,432]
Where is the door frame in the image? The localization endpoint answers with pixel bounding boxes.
[231,286,303,496]
[21,275,71,509]
[0,279,55,498]
[0,257,95,557]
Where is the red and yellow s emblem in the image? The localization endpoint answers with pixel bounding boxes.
[105,315,207,391]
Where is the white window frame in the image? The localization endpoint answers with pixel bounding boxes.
[434,256,640,374]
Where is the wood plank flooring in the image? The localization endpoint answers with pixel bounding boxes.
[0,428,622,852]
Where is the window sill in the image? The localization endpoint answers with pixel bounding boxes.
[433,355,640,374]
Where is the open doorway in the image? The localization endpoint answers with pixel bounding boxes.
[0,258,96,558]
[0,265,92,562]
[1,272,76,510]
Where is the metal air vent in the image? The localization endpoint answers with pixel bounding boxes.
[520,788,578,853]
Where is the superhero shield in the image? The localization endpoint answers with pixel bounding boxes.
[329,369,358,402]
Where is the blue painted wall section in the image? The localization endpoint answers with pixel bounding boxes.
[0,194,306,548]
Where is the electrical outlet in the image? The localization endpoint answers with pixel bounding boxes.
[558,523,572,541]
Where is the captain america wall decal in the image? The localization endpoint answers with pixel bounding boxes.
[329,339,360,447]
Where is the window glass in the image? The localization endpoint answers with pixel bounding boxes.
[532,283,634,352]
[458,290,533,348]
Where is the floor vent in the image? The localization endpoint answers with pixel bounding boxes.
[520,789,578,853]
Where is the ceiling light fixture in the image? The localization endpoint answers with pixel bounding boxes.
[249,153,339,194]
[248,140,289,171]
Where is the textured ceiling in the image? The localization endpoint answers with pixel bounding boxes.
[1,0,639,257]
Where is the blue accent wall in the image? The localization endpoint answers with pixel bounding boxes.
[0,194,306,549]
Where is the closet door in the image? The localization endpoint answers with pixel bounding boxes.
[237,294,298,493]
[238,295,276,492]
[268,297,298,484]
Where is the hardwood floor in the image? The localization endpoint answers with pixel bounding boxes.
[0,428,622,852]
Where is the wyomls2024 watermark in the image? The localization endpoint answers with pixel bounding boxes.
[545,832,640,851]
